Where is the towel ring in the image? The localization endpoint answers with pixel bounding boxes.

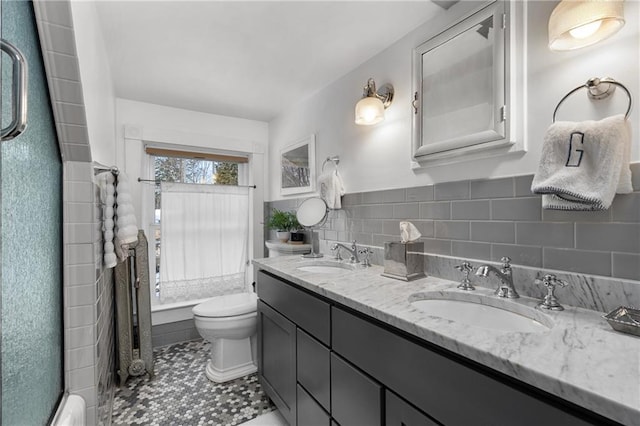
[553,77,632,123]
[322,156,340,172]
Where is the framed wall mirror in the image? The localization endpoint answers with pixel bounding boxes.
[412,1,516,161]
[280,134,316,195]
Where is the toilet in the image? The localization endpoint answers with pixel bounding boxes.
[193,292,258,383]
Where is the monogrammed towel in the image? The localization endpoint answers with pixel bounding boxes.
[531,114,632,210]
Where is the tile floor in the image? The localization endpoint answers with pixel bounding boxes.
[112,340,276,425]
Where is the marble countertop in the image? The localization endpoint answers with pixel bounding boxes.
[253,255,640,426]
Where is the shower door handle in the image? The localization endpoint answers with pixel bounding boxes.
[1,39,28,141]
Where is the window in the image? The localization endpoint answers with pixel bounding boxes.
[146,147,247,299]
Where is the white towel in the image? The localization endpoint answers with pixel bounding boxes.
[114,172,139,261]
[96,172,118,268]
[531,114,632,210]
[318,169,345,209]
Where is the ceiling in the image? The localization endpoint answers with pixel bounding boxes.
[95,1,448,122]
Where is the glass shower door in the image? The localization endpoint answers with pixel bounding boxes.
[1,0,64,424]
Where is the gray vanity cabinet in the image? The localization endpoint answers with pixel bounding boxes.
[257,300,297,426]
[297,384,330,426]
[257,270,606,426]
[297,329,330,411]
[332,306,596,426]
[331,353,383,426]
[386,391,439,426]
[257,271,332,426]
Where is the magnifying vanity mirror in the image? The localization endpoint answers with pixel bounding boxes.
[296,197,328,258]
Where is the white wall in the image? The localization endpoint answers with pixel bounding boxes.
[268,0,639,201]
[114,99,269,299]
[69,1,116,165]
[114,98,269,220]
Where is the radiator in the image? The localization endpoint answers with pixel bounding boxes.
[114,230,154,385]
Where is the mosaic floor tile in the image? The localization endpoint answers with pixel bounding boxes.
[112,340,275,425]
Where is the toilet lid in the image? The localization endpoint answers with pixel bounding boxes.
[193,292,257,317]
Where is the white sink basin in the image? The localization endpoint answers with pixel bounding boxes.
[296,261,357,274]
[409,292,552,333]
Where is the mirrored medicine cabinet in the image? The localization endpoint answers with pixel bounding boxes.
[412,0,525,163]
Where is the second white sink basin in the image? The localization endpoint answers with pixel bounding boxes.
[409,292,553,333]
[296,261,357,274]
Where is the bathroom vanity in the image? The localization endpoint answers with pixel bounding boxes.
[253,256,639,426]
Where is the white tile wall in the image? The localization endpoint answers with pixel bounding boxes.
[60,160,116,426]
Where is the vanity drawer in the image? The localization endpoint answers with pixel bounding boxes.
[385,390,438,426]
[257,270,330,345]
[297,384,330,426]
[332,306,593,426]
[297,328,330,411]
[331,353,382,426]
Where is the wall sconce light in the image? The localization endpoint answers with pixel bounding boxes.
[355,78,394,125]
[548,0,625,51]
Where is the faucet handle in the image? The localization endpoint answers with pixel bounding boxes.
[500,256,512,269]
[454,261,475,291]
[330,243,342,260]
[535,274,568,311]
[358,247,373,267]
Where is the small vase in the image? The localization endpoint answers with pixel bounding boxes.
[276,231,290,243]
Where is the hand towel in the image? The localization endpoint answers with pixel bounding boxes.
[114,172,139,261]
[96,172,118,268]
[531,114,632,210]
[318,169,345,209]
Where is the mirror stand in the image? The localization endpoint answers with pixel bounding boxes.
[302,228,323,258]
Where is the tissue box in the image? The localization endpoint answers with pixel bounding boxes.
[381,242,426,281]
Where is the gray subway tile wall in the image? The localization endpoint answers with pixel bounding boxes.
[265,165,640,281]
[434,180,469,200]
[470,177,514,199]
[612,253,640,280]
[451,200,490,220]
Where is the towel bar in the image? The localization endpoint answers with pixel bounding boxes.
[93,162,119,175]
[553,77,632,122]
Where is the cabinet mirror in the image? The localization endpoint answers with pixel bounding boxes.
[412,1,514,161]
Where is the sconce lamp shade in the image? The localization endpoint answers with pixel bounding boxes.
[355,96,385,125]
[549,0,625,51]
[355,78,394,126]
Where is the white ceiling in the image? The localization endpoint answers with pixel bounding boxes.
[95,1,447,122]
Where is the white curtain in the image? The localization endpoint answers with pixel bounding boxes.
[159,182,249,303]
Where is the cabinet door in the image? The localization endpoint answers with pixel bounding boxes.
[297,384,330,426]
[258,300,296,425]
[386,391,439,426]
[297,329,330,411]
[331,353,382,426]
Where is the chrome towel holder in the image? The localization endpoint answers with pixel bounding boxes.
[322,156,340,172]
[553,77,632,123]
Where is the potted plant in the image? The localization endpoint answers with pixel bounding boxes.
[267,209,298,242]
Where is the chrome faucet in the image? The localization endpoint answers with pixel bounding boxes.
[330,240,360,264]
[475,257,519,298]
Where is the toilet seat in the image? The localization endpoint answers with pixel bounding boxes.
[193,292,257,318]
